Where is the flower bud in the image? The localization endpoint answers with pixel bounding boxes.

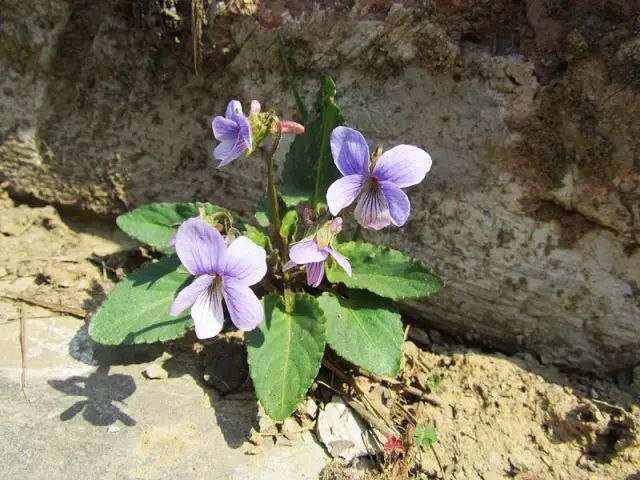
[273,120,305,135]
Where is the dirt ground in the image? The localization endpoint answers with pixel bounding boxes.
[0,189,639,479]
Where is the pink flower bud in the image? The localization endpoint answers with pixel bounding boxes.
[329,217,343,234]
[250,100,261,114]
[276,120,305,135]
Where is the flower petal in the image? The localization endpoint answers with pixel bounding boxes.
[372,145,432,188]
[215,136,248,167]
[175,219,226,276]
[330,126,371,176]
[354,183,392,230]
[212,116,238,141]
[231,112,252,150]
[326,174,367,216]
[327,247,352,277]
[225,100,243,118]
[379,181,411,227]
[170,274,213,316]
[283,260,298,272]
[191,283,225,339]
[250,100,261,114]
[305,261,325,288]
[223,236,267,286]
[223,278,263,331]
[289,239,329,264]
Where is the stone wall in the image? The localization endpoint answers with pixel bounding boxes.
[1,0,639,371]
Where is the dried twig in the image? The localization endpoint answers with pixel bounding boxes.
[1,293,86,319]
[355,368,443,407]
[19,305,28,401]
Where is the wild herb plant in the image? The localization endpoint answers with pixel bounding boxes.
[89,77,443,420]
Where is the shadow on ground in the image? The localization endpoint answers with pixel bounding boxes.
[48,364,137,426]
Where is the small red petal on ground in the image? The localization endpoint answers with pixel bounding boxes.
[384,435,404,453]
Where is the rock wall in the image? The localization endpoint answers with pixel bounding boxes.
[1,0,639,371]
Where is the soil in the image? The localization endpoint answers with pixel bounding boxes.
[1,186,639,479]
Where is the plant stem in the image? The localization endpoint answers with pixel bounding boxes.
[266,124,286,261]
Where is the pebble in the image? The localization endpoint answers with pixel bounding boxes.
[107,425,121,433]
[143,364,169,380]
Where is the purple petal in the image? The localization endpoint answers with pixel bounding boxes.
[191,283,225,339]
[289,239,329,264]
[170,274,213,316]
[305,261,325,288]
[326,174,367,216]
[214,137,248,167]
[326,247,352,277]
[379,181,410,227]
[372,145,432,188]
[225,100,243,118]
[175,218,226,276]
[283,260,298,272]
[330,127,371,176]
[223,236,267,286]
[223,278,263,331]
[231,113,252,150]
[212,116,239,141]
[167,236,176,248]
[354,183,392,230]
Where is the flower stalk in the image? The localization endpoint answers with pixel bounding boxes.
[266,122,286,263]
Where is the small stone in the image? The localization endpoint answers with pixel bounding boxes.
[248,431,263,446]
[143,364,168,380]
[244,444,262,455]
[408,327,431,347]
[107,425,121,433]
[429,330,443,344]
[304,398,318,419]
[257,415,277,435]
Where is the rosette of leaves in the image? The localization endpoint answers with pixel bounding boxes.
[88,74,443,421]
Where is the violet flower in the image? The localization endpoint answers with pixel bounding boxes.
[283,218,351,287]
[212,100,252,167]
[326,127,432,230]
[169,218,267,339]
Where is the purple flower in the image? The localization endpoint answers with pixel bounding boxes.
[212,100,252,167]
[283,238,351,288]
[169,218,267,339]
[326,127,432,230]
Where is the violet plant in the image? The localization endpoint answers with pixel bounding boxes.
[89,76,443,420]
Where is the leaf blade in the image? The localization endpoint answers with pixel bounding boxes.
[88,256,193,345]
[247,293,326,420]
[116,202,224,253]
[318,292,403,377]
[326,241,444,300]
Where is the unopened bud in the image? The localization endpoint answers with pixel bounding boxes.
[303,207,316,226]
[250,100,261,114]
[328,217,343,234]
[274,120,305,135]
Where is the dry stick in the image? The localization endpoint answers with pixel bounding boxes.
[0,294,86,319]
[355,367,443,407]
[19,304,28,402]
[322,358,398,438]
[430,445,447,480]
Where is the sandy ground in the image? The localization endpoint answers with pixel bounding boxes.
[0,191,638,479]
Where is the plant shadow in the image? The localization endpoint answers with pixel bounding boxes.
[48,364,137,427]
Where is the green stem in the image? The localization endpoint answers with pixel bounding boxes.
[266,124,286,262]
[312,82,333,212]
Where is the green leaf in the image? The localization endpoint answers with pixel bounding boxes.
[421,372,445,394]
[116,202,224,253]
[247,293,326,420]
[243,224,271,249]
[88,256,192,345]
[318,292,403,377]
[281,76,344,209]
[255,193,287,228]
[280,210,298,243]
[414,424,439,451]
[326,241,444,300]
[276,30,308,122]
